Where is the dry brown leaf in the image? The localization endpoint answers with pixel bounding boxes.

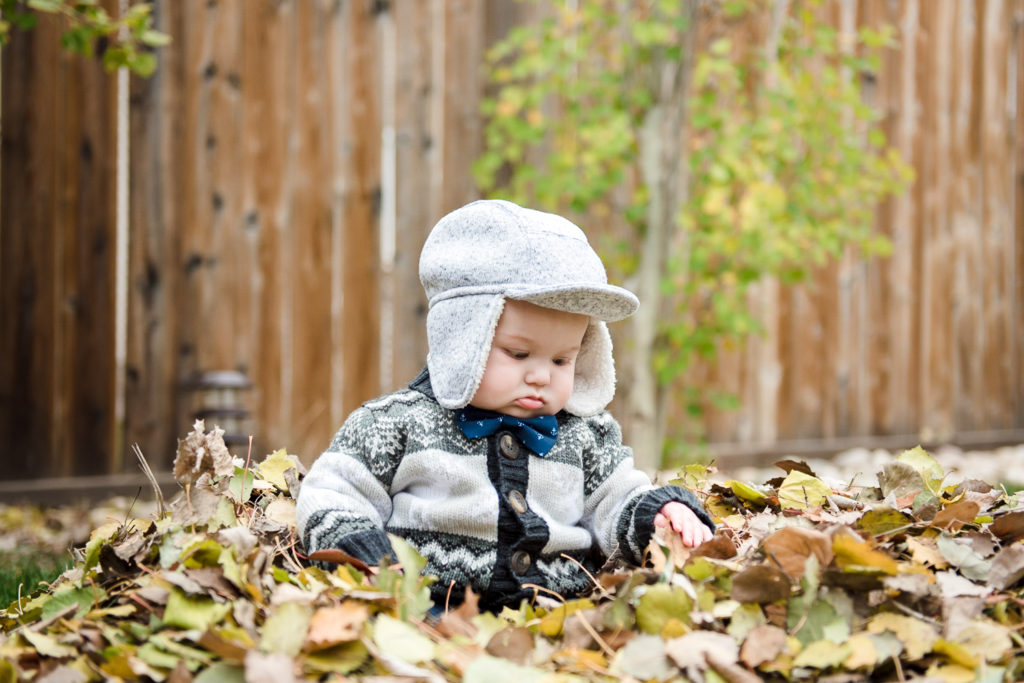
[991,510,1024,544]
[485,626,535,665]
[739,624,788,668]
[931,501,980,531]
[305,602,369,651]
[730,564,791,604]
[762,526,833,580]
[173,419,234,487]
[989,543,1024,590]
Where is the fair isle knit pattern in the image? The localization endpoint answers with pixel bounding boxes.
[296,371,714,610]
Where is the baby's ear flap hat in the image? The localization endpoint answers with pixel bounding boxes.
[419,199,639,416]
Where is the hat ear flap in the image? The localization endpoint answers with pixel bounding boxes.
[427,296,506,409]
[564,321,616,417]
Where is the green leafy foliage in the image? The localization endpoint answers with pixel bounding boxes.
[475,0,913,457]
[0,0,168,76]
[4,429,1024,680]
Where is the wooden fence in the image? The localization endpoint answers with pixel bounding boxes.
[1,0,1023,494]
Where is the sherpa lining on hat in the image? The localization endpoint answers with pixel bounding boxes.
[420,199,637,416]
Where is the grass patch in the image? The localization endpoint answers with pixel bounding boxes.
[0,549,71,608]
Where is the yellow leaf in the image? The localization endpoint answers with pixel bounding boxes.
[867,613,938,660]
[905,536,949,569]
[832,530,899,575]
[843,633,879,669]
[952,620,1013,662]
[897,446,945,493]
[778,471,831,510]
[932,639,979,668]
[258,449,300,493]
[924,664,977,683]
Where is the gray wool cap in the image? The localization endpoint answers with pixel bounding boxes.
[419,199,639,416]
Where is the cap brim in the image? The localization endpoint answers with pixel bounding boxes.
[504,282,638,322]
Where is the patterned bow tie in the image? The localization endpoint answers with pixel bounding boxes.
[455,406,559,456]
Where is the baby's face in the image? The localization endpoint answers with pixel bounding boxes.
[470,299,590,418]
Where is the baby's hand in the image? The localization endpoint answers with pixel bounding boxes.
[654,502,713,547]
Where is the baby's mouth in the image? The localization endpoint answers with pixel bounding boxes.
[516,396,544,410]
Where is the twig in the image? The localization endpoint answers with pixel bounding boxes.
[244,436,257,525]
[891,600,942,627]
[573,611,616,659]
[892,652,905,682]
[445,580,455,614]
[560,553,613,600]
[132,443,165,516]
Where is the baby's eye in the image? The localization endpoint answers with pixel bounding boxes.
[505,349,529,360]
[553,358,570,366]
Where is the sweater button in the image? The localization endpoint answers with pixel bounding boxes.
[511,550,531,575]
[508,489,528,514]
[499,433,520,459]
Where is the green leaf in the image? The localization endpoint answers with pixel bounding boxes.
[162,587,231,631]
[20,629,78,658]
[27,0,63,12]
[636,583,693,634]
[387,534,434,619]
[303,641,370,676]
[141,28,170,46]
[725,480,768,506]
[463,654,549,683]
[41,585,104,620]
[936,533,991,582]
[194,662,246,683]
[857,506,915,536]
[261,601,312,656]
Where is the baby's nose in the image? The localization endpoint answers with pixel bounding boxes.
[525,365,550,385]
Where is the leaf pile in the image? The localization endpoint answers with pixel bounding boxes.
[4,428,1024,681]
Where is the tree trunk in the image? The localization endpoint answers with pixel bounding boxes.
[628,0,696,471]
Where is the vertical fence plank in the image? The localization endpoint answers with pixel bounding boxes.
[126,1,186,470]
[60,10,120,476]
[242,0,289,456]
[1,10,118,478]
[951,0,981,433]
[287,0,343,457]
[918,1,956,441]
[440,0,485,214]
[0,15,60,479]
[339,0,382,420]
[978,0,1017,429]
[1016,0,1024,429]
[389,0,436,391]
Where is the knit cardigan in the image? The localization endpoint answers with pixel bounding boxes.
[296,370,714,611]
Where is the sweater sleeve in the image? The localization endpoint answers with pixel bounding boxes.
[295,406,402,566]
[579,412,715,565]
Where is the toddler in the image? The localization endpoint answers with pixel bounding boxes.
[296,199,714,611]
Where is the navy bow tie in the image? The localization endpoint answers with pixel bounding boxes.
[455,406,559,456]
